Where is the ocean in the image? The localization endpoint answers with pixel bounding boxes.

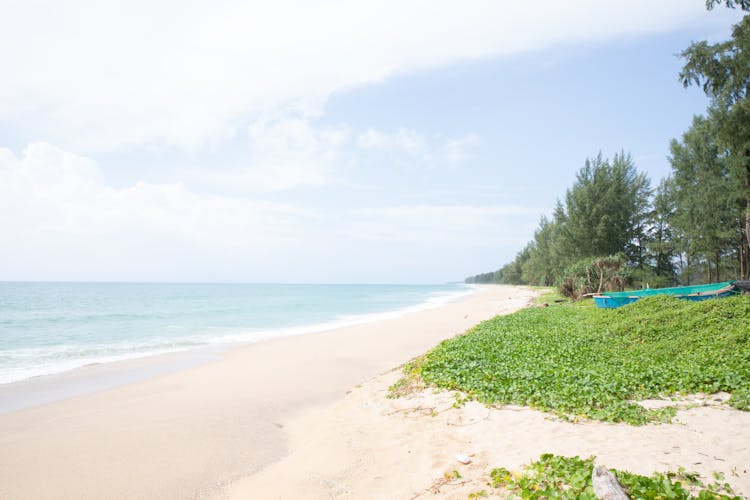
[0,282,474,385]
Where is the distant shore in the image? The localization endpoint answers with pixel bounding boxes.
[0,285,536,499]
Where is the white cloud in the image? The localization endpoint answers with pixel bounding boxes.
[356,128,478,167]
[0,143,319,280]
[186,114,351,191]
[0,0,722,153]
[245,114,350,189]
[357,128,427,156]
[441,134,480,164]
[185,120,477,193]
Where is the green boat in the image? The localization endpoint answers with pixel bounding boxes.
[593,280,739,309]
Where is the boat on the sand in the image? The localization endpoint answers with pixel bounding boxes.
[593,280,740,309]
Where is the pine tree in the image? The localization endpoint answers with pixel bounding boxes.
[680,13,750,276]
[558,152,651,266]
[646,178,677,286]
[669,116,737,282]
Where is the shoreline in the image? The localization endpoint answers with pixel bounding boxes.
[0,346,223,414]
[0,284,537,499]
[0,284,476,414]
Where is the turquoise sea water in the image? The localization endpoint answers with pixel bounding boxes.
[0,282,473,384]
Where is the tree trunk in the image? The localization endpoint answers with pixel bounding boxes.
[739,208,747,279]
[716,251,721,283]
[679,253,685,284]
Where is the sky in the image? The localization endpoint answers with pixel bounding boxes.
[0,1,745,284]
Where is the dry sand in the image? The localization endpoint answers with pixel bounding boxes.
[0,285,537,499]
[226,371,750,499]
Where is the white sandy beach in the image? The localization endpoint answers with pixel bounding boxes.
[0,285,537,499]
[2,285,748,499]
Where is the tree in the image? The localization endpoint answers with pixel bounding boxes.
[669,115,738,282]
[706,0,750,10]
[557,152,651,268]
[521,216,562,286]
[498,245,531,285]
[466,152,653,288]
[645,178,677,286]
[680,14,750,272]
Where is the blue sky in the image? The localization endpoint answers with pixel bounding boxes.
[0,2,743,283]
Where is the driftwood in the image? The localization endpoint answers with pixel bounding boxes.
[592,466,629,500]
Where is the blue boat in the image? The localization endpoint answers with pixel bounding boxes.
[593,280,739,309]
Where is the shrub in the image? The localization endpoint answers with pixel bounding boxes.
[559,254,629,300]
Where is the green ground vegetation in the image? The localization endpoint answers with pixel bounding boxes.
[398,295,750,425]
[482,454,737,499]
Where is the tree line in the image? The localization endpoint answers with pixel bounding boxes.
[467,1,750,295]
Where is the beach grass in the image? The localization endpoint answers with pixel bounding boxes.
[400,295,750,425]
